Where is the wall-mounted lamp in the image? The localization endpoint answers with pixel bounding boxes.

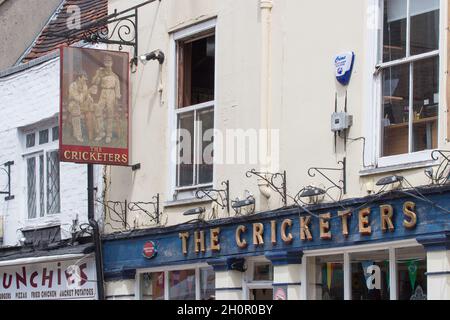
[376,175,404,186]
[183,207,206,216]
[139,49,165,65]
[298,186,326,198]
[231,198,255,210]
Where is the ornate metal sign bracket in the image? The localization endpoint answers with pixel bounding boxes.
[195,180,230,214]
[47,0,161,67]
[308,157,347,194]
[96,194,163,231]
[429,150,450,185]
[246,169,287,207]
[0,161,14,201]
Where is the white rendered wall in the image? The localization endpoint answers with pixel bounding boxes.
[0,57,104,247]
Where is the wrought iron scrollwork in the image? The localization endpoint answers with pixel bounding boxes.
[96,194,165,231]
[195,181,230,215]
[246,169,287,207]
[0,161,14,201]
[46,0,159,67]
[307,158,346,195]
[429,150,450,185]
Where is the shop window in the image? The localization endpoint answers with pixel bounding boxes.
[23,124,60,219]
[253,262,274,282]
[351,250,390,300]
[141,272,165,301]
[139,266,215,300]
[306,245,427,300]
[169,269,196,300]
[308,254,344,300]
[246,260,274,300]
[200,267,215,300]
[396,247,427,300]
[378,0,439,159]
[174,25,215,191]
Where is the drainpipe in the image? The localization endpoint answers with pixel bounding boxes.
[258,0,273,200]
[87,164,105,300]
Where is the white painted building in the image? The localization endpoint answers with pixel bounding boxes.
[0,53,105,248]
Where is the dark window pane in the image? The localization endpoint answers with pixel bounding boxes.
[396,247,427,300]
[383,0,407,62]
[169,270,196,300]
[52,126,59,141]
[39,129,49,145]
[47,151,61,214]
[26,133,35,148]
[197,108,214,185]
[313,255,344,300]
[410,0,439,55]
[39,155,44,217]
[382,63,410,157]
[177,112,195,187]
[412,57,439,152]
[351,250,390,300]
[150,272,165,301]
[178,34,215,108]
[253,263,274,281]
[27,157,36,219]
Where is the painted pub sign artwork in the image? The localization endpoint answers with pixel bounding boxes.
[60,47,129,166]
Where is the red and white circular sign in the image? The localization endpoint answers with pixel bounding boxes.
[143,241,157,259]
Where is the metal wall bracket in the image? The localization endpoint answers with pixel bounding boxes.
[195,180,230,214]
[0,161,14,201]
[429,150,450,185]
[96,194,163,231]
[307,158,347,194]
[246,169,287,207]
[46,0,160,67]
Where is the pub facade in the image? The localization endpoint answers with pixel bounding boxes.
[101,0,450,300]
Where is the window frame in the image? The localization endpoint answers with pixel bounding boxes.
[168,19,218,201]
[134,263,213,300]
[303,239,425,300]
[22,123,60,220]
[366,0,446,168]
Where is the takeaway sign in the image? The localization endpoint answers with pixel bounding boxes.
[0,257,97,300]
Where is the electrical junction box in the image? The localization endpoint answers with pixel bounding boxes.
[331,112,353,132]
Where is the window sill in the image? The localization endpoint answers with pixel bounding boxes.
[359,159,438,177]
[164,198,212,209]
[22,221,61,231]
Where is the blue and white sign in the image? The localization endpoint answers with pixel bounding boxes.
[334,52,355,86]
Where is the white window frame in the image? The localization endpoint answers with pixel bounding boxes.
[365,0,446,168]
[135,263,212,300]
[243,257,274,300]
[22,122,60,221]
[167,19,218,201]
[303,239,424,300]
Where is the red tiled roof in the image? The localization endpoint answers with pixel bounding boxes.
[22,0,108,63]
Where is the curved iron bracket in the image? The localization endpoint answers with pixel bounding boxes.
[429,150,450,185]
[307,158,346,194]
[246,169,287,207]
[96,194,164,231]
[0,161,14,201]
[195,180,230,214]
[46,0,160,68]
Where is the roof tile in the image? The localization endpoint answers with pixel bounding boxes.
[22,0,108,64]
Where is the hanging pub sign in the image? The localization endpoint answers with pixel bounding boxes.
[59,46,129,166]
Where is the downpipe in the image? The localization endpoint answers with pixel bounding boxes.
[259,0,274,200]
